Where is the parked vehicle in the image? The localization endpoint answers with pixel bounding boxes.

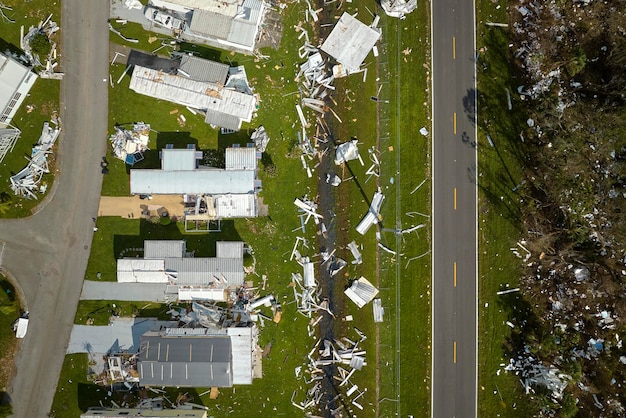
[144,6,183,31]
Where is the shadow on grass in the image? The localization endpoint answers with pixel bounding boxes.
[217,129,253,149]
[113,218,242,260]
[177,42,227,64]
[0,37,25,60]
[0,279,15,302]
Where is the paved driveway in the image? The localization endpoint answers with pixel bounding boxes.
[68,317,177,354]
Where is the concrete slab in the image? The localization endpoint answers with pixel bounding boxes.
[80,281,170,302]
[67,317,178,354]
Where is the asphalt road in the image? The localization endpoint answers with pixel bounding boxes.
[431,0,478,417]
[1,1,109,416]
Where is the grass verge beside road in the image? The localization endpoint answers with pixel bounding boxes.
[476,0,538,416]
[0,1,61,217]
[377,6,432,417]
[0,276,19,417]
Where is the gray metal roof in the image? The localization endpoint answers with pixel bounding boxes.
[161,148,197,171]
[139,334,232,387]
[216,241,244,259]
[130,169,255,195]
[204,110,242,131]
[225,147,257,170]
[320,12,381,71]
[165,257,244,286]
[179,54,229,84]
[189,9,232,40]
[145,240,186,259]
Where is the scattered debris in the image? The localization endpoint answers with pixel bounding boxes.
[380,0,417,18]
[109,122,150,165]
[344,277,379,308]
[356,189,385,235]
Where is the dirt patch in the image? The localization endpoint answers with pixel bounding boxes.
[98,195,186,219]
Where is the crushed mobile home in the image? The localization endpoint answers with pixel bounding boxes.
[129,54,257,131]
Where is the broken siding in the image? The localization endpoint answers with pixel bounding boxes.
[179,54,229,84]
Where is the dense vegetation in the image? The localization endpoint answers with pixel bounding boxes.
[490,1,626,416]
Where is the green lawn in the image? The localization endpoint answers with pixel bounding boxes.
[52,0,434,416]
[0,276,19,417]
[476,0,538,416]
[0,0,62,217]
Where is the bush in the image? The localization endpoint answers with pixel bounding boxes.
[264,163,278,178]
[159,216,171,226]
[30,32,51,59]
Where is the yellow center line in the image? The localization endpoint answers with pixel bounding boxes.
[454,341,457,364]
[453,112,457,134]
[452,36,456,60]
[454,187,457,210]
[454,262,457,287]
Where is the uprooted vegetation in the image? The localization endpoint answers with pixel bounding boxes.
[489,0,626,416]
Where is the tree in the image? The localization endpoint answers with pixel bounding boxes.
[30,32,51,59]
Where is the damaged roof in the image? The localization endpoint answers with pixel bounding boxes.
[321,12,381,72]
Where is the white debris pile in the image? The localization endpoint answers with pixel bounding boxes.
[21,14,62,79]
[250,125,270,153]
[503,351,571,401]
[109,122,150,165]
[380,0,417,19]
[10,122,59,199]
[296,51,335,103]
[292,327,369,413]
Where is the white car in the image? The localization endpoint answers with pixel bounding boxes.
[144,6,183,30]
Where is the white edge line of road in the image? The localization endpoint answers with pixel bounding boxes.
[429,0,436,415]
[473,0,479,415]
